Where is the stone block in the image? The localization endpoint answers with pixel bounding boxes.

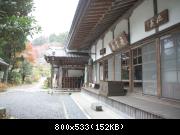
[91,103,103,111]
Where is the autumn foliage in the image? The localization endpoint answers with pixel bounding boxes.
[0,83,8,91]
[20,42,37,64]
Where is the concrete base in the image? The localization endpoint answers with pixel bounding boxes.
[82,88,164,119]
[0,107,6,119]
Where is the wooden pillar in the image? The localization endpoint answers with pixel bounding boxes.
[50,64,53,89]
[57,67,61,89]
[3,66,9,83]
[156,38,161,97]
[129,50,133,92]
[84,65,89,87]
[113,55,115,81]
[153,0,159,33]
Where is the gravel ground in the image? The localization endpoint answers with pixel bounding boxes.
[0,86,87,119]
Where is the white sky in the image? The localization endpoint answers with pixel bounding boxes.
[31,0,79,39]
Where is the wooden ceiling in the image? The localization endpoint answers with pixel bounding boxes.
[67,0,139,50]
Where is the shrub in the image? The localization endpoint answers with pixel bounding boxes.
[9,71,22,85]
[0,83,8,92]
[24,76,33,84]
[43,77,51,89]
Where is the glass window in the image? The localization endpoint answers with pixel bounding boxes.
[142,42,157,96]
[121,52,129,80]
[133,48,142,81]
[108,57,114,81]
[93,64,97,83]
[100,63,104,81]
[134,65,142,80]
[115,54,121,81]
[132,47,143,92]
[99,60,108,81]
[104,60,108,81]
[97,63,100,83]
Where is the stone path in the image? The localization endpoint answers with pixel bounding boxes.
[0,82,87,119]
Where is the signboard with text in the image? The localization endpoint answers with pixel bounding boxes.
[100,48,106,55]
[145,9,169,32]
[109,31,129,52]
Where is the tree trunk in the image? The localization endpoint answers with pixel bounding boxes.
[22,75,25,84]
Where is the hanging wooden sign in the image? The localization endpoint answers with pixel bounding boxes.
[109,31,129,52]
[145,9,169,32]
[100,48,106,55]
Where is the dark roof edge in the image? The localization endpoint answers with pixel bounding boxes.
[65,0,91,50]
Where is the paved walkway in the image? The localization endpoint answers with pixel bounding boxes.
[0,80,87,119]
[0,79,127,119]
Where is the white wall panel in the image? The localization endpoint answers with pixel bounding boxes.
[91,45,96,61]
[130,0,155,44]
[104,31,113,56]
[96,39,103,60]
[114,19,128,38]
[158,0,180,31]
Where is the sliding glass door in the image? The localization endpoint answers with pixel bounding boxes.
[161,33,180,100]
[142,42,157,95]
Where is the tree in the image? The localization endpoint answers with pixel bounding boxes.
[20,42,37,64]
[49,32,68,44]
[19,59,33,83]
[0,0,41,83]
[32,36,48,46]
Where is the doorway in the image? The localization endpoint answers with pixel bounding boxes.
[161,33,180,100]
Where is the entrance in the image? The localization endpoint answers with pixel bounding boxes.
[132,41,157,95]
[161,33,180,100]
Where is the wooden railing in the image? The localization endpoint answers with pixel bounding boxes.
[62,77,82,89]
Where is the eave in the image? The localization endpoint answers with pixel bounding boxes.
[66,0,139,50]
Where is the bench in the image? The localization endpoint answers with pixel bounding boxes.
[99,81,127,97]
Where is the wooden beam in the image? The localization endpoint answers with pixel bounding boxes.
[156,38,161,97]
[129,50,133,92]
[153,0,159,32]
[113,55,115,81]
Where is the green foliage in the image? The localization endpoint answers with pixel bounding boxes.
[19,59,33,83]
[24,76,33,84]
[0,0,41,84]
[49,32,68,44]
[10,70,22,85]
[32,32,68,46]
[43,77,51,89]
[0,0,34,17]
[32,67,41,82]
[32,36,48,46]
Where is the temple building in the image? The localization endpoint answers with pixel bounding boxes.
[45,47,89,90]
[0,58,9,83]
[65,0,180,118]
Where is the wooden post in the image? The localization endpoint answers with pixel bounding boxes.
[156,38,161,97]
[3,67,9,83]
[113,55,115,81]
[51,64,53,89]
[88,65,93,83]
[129,50,133,92]
[57,67,61,89]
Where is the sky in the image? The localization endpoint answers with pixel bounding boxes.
[31,0,79,39]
